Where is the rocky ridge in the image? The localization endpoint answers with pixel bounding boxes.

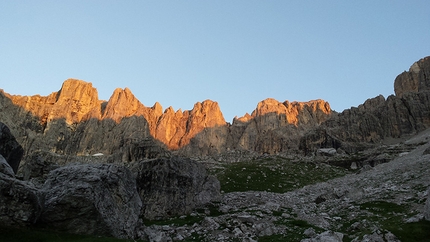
[1,57,430,160]
[1,79,332,158]
[300,56,430,155]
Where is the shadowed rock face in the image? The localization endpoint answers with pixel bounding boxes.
[302,57,430,153]
[134,157,221,220]
[0,155,43,227]
[40,164,142,239]
[394,56,430,97]
[0,124,222,238]
[0,122,24,174]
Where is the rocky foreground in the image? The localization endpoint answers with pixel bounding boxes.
[139,130,430,242]
[1,120,429,241]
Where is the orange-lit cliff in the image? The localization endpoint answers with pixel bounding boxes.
[3,79,331,151]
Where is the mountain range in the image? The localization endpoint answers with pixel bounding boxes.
[1,56,429,162]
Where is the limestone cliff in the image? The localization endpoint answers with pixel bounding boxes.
[3,80,227,152]
[301,56,430,154]
[155,100,226,150]
[394,56,430,97]
[1,56,429,159]
[246,98,331,126]
[177,98,333,156]
[6,79,102,126]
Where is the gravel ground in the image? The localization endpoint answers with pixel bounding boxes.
[140,129,430,242]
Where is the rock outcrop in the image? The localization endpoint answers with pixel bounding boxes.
[394,56,430,97]
[234,98,332,154]
[134,157,221,220]
[0,122,24,173]
[1,151,222,239]
[247,98,331,126]
[0,155,43,227]
[301,56,430,154]
[155,100,226,150]
[7,79,102,126]
[40,164,142,239]
[178,98,333,156]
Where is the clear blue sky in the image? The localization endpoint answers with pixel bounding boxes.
[1,1,429,122]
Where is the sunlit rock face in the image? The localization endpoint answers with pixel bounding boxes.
[236,98,332,154]
[179,98,333,156]
[249,98,331,126]
[0,77,349,157]
[3,79,227,152]
[7,79,102,125]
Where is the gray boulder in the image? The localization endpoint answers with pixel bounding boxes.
[316,148,337,156]
[301,230,343,242]
[40,164,142,239]
[134,157,221,220]
[0,122,24,174]
[0,155,43,227]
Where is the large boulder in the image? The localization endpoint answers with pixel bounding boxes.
[0,155,43,227]
[0,122,24,174]
[40,164,142,239]
[134,157,221,220]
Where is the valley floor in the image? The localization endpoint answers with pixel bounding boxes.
[142,129,430,242]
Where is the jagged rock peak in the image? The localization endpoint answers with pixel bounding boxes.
[6,78,101,125]
[102,87,147,122]
[233,113,252,123]
[152,102,163,117]
[154,100,226,150]
[238,98,332,125]
[51,79,101,123]
[189,99,226,126]
[394,56,430,97]
[57,79,99,102]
